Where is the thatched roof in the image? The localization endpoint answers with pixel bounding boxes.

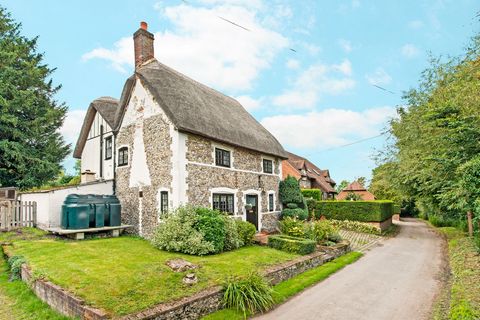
[114,59,287,158]
[73,97,119,158]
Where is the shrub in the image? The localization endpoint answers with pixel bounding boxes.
[7,255,27,281]
[315,200,394,222]
[281,208,308,221]
[329,219,381,235]
[301,189,321,200]
[223,273,273,316]
[393,204,401,215]
[268,235,316,255]
[236,220,256,246]
[304,220,338,244]
[286,203,298,209]
[223,216,241,251]
[328,232,342,243]
[279,176,304,205]
[279,217,305,238]
[195,208,226,253]
[428,214,458,228]
[305,198,318,213]
[152,206,215,255]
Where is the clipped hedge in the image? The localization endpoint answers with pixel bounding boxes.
[315,200,394,222]
[301,189,321,201]
[393,204,401,215]
[268,235,316,255]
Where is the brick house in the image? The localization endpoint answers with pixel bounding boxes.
[282,152,336,199]
[336,181,375,200]
[73,22,287,237]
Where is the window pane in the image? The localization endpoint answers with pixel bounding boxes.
[263,159,273,173]
[269,194,274,211]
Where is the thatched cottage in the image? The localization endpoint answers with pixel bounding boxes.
[73,22,287,237]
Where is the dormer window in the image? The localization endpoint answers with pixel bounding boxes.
[263,159,273,174]
[215,148,231,167]
[118,147,129,167]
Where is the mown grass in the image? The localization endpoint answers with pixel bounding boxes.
[0,253,70,320]
[202,251,363,320]
[3,234,297,317]
[434,227,480,320]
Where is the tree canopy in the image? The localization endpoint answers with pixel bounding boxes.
[0,6,70,189]
[375,33,480,220]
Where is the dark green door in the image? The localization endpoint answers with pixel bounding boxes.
[246,195,258,230]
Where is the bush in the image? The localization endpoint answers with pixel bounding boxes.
[279,217,305,238]
[281,208,308,221]
[236,220,256,246]
[305,198,318,213]
[304,220,338,244]
[223,216,241,251]
[152,206,215,255]
[268,235,316,255]
[329,219,381,235]
[315,200,394,222]
[7,255,27,281]
[223,273,273,316]
[301,189,321,200]
[279,176,304,205]
[286,203,298,209]
[428,214,458,228]
[393,204,401,215]
[195,208,226,253]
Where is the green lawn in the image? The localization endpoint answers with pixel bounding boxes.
[3,232,297,317]
[0,254,70,320]
[433,227,480,320]
[203,251,363,320]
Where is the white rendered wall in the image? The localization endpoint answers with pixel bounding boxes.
[81,112,114,181]
[18,180,114,229]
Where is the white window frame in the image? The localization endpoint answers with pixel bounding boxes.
[261,156,275,175]
[267,190,276,212]
[212,143,234,168]
[210,187,238,215]
[116,145,130,168]
[157,187,170,221]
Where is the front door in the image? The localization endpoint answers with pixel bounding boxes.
[245,195,258,230]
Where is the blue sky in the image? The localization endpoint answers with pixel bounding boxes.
[3,0,478,184]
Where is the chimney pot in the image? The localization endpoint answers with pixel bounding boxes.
[133,21,154,69]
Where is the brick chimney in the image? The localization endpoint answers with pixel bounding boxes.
[133,21,154,68]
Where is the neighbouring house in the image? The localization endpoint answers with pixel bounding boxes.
[282,152,336,199]
[336,181,376,200]
[73,22,287,237]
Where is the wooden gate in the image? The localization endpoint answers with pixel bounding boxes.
[0,201,37,231]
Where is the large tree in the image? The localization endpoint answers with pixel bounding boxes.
[0,7,69,189]
[377,33,480,220]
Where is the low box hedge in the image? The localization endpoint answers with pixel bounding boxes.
[268,235,316,255]
[301,189,321,201]
[315,200,394,222]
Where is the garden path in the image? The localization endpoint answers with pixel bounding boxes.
[256,219,445,320]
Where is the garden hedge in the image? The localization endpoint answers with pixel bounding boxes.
[301,189,321,201]
[268,235,316,255]
[315,200,394,222]
[393,204,401,215]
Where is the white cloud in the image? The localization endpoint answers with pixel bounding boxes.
[60,109,87,144]
[365,67,392,86]
[235,95,262,111]
[261,106,396,149]
[408,20,424,29]
[303,43,321,56]
[286,59,300,69]
[83,2,288,92]
[401,43,420,58]
[338,39,352,53]
[273,60,355,109]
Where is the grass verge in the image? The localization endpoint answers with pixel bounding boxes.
[202,251,363,320]
[0,250,70,320]
[433,227,480,320]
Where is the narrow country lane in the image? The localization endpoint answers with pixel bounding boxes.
[256,219,445,320]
